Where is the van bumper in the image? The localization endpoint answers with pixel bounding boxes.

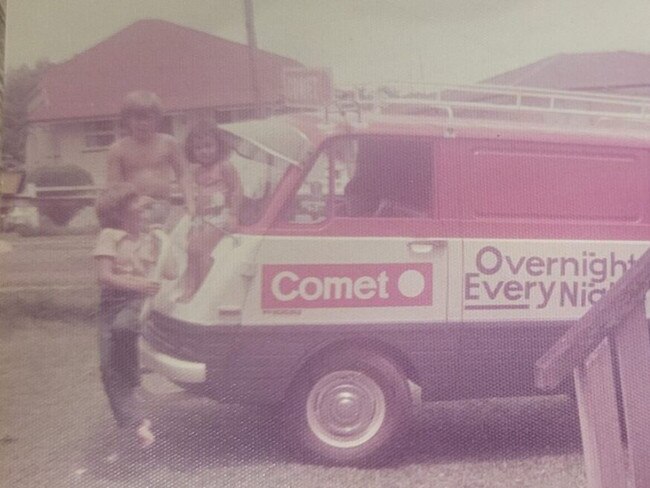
[139,337,206,384]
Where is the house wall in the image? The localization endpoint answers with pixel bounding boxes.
[25,121,109,184]
[61,121,110,183]
[25,124,60,167]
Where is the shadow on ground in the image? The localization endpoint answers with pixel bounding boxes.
[396,396,581,465]
[81,394,582,483]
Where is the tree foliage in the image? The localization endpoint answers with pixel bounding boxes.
[2,60,51,165]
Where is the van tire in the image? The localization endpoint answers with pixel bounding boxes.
[286,349,412,465]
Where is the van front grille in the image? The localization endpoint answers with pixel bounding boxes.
[144,313,239,364]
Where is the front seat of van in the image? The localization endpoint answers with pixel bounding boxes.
[342,175,382,217]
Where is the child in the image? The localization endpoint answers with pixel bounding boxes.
[93,183,161,448]
[177,120,243,302]
[106,91,195,225]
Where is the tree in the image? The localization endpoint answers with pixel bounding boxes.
[2,60,51,165]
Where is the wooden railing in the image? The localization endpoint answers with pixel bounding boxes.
[536,248,650,488]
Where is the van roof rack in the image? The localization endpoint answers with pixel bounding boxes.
[334,82,650,131]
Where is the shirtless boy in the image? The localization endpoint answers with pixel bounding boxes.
[106,91,195,222]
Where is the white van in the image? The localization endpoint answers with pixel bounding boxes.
[141,84,650,464]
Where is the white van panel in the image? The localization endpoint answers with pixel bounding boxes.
[152,233,264,326]
[461,239,649,322]
[241,236,457,326]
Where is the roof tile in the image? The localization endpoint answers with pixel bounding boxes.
[482,52,650,96]
[29,19,301,122]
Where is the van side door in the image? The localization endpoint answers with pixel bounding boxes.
[242,135,451,328]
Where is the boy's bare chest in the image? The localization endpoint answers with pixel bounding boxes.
[120,139,171,173]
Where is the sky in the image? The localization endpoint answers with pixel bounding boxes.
[5,0,650,85]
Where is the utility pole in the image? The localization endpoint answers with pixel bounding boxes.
[244,0,262,117]
[0,0,6,150]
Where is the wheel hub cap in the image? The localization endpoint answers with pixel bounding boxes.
[306,370,386,449]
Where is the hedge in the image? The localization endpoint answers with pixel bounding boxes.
[27,165,94,226]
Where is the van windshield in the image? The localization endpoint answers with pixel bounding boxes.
[221,119,313,225]
[222,119,312,166]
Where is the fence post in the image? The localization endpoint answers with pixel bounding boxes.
[613,302,650,487]
[535,248,650,488]
[573,338,627,488]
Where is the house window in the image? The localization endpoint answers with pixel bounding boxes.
[84,120,116,148]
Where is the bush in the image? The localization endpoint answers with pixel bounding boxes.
[27,165,94,226]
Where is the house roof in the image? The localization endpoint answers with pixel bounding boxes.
[482,51,650,97]
[29,19,302,122]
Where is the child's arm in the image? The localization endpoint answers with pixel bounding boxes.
[96,257,160,295]
[106,142,125,183]
[226,163,243,230]
[168,138,196,216]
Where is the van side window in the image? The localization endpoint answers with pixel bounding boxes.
[286,136,433,223]
[469,148,647,223]
[287,151,331,224]
[338,136,432,218]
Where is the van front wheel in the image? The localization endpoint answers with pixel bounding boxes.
[287,350,412,465]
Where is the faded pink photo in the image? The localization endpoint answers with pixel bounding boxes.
[1,1,650,487]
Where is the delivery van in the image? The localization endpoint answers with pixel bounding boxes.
[140,84,650,464]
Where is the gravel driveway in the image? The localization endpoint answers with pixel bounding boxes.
[1,312,587,488]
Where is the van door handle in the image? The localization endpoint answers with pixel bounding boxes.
[240,262,257,278]
[407,240,447,253]
[219,306,242,316]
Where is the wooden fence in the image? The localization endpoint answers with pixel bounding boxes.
[536,248,650,488]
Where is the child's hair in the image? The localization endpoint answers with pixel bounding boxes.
[184,119,232,164]
[95,183,139,229]
[120,91,163,128]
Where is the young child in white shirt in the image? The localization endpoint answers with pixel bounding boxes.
[93,183,161,448]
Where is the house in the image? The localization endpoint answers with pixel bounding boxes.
[482,51,650,97]
[26,19,302,185]
[462,51,650,129]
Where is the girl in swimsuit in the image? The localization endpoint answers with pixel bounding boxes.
[178,120,242,302]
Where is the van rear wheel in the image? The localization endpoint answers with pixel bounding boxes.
[287,350,412,465]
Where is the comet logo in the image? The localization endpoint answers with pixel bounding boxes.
[262,263,432,309]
